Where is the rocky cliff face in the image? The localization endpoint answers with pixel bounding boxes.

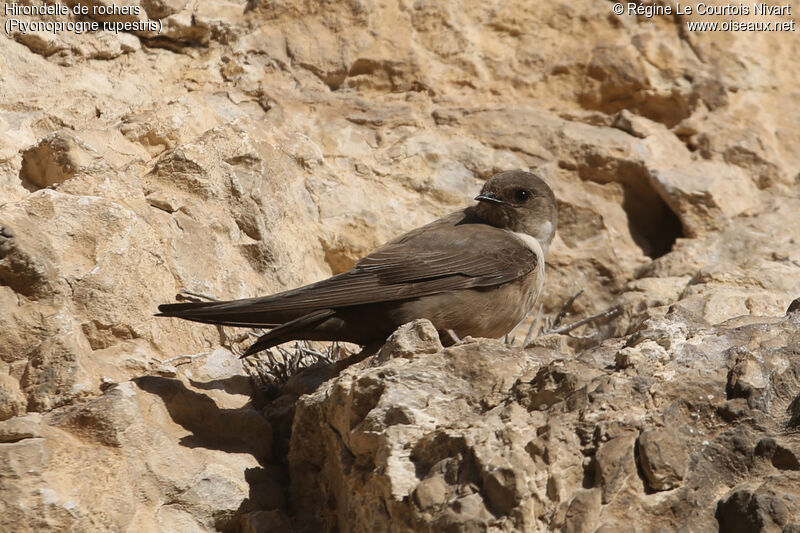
[1,1,799,532]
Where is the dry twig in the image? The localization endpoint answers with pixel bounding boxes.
[543,306,621,336]
[549,289,585,330]
[175,288,220,302]
[525,289,621,346]
[153,352,212,366]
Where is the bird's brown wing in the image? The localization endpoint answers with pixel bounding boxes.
[157,221,537,326]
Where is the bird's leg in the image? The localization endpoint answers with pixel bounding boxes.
[442,329,461,345]
[339,341,382,368]
[521,304,543,347]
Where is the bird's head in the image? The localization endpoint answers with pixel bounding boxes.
[474,170,557,253]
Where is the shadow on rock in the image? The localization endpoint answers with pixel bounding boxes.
[133,375,272,460]
[188,374,256,397]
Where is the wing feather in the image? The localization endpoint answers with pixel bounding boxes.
[157,216,539,325]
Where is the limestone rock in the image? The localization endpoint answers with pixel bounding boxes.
[1,0,799,530]
[717,481,798,533]
[375,319,443,363]
[141,0,187,19]
[286,312,800,532]
[289,339,536,532]
[0,376,269,533]
[595,434,637,504]
[19,129,103,188]
[637,428,687,491]
[563,489,602,533]
[0,373,27,421]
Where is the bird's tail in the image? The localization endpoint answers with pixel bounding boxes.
[240,308,336,357]
[156,299,283,329]
[157,300,336,357]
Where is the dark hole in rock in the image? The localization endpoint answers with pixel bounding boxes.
[621,182,683,259]
[576,157,683,259]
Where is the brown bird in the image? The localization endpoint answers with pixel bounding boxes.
[157,170,557,357]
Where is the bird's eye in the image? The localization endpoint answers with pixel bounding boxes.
[514,189,531,202]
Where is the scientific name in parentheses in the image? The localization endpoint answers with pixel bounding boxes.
[625,3,792,17]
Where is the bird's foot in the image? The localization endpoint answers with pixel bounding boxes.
[442,329,461,346]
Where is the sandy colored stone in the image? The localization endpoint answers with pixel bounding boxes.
[287,312,800,531]
[1,0,799,530]
[375,319,443,363]
[717,481,797,533]
[414,475,448,510]
[0,377,268,533]
[563,489,602,533]
[0,373,27,421]
[638,428,687,491]
[141,0,187,19]
[594,435,637,504]
[19,129,100,188]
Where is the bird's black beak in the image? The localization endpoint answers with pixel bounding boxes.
[475,192,507,205]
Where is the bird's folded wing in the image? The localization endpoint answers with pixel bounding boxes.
[157,224,538,323]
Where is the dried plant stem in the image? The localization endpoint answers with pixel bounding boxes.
[543,306,621,336]
[550,289,584,330]
[176,289,220,302]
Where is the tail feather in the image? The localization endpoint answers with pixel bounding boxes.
[241,308,336,357]
[156,300,282,328]
[157,301,218,314]
[157,298,339,357]
[156,301,338,356]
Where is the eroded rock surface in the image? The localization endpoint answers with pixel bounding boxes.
[1,0,799,531]
[287,315,800,531]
